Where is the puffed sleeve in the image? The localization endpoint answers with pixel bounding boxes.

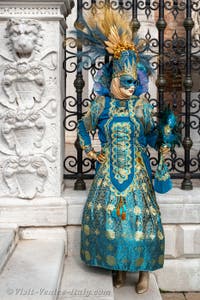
[143,101,158,150]
[77,96,105,153]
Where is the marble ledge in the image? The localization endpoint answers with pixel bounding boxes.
[0,196,67,206]
[0,197,68,226]
[63,187,200,224]
[0,0,75,15]
[0,0,75,29]
[63,187,200,205]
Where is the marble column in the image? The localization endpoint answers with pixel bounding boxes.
[0,0,74,225]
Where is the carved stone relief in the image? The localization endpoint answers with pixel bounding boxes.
[3,156,48,199]
[2,109,46,154]
[0,18,58,199]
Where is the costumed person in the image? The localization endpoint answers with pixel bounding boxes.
[74,6,178,294]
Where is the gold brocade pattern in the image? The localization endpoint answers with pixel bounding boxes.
[111,122,132,184]
[79,96,165,272]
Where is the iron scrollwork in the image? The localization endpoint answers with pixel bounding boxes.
[63,0,200,189]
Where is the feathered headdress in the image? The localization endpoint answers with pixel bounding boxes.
[69,5,152,96]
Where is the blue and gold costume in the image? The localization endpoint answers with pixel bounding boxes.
[77,94,165,271]
[74,5,179,274]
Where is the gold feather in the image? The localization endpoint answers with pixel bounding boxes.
[85,4,137,57]
[106,47,114,54]
[104,40,115,48]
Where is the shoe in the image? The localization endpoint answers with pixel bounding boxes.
[113,271,127,288]
[135,271,149,294]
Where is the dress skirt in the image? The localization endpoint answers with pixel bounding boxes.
[80,145,165,272]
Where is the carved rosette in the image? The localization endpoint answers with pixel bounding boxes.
[0,18,58,199]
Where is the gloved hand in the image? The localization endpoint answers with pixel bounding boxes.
[159,144,170,158]
[87,150,106,163]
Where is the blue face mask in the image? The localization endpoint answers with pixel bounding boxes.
[119,75,138,89]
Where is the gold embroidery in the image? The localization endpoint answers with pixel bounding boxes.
[134,231,144,241]
[96,203,102,210]
[158,255,164,264]
[121,232,128,238]
[106,230,115,240]
[134,206,142,215]
[149,233,155,240]
[111,121,132,184]
[135,257,144,267]
[97,178,103,186]
[106,255,116,266]
[160,244,164,250]
[107,244,114,251]
[96,254,102,260]
[102,97,141,197]
[87,202,92,209]
[83,225,90,235]
[136,220,141,226]
[85,251,91,261]
[107,218,113,225]
[149,206,157,216]
[106,204,115,213]
[157,230,164,240]
[142,183,147,192]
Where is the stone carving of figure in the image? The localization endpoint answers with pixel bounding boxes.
[2,19,45,108]
[192,10,200,41]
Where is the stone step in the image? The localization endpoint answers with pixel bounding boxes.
[58,255,114,300]
[19,227,68,254]
[0,239,65,300]
[114,272,162,300]
[0,227,18,273]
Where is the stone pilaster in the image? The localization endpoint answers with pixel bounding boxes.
[0,0,74,225]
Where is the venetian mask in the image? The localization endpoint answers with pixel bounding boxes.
[111,75,137,99]
[119,74,138,90]
[119,74,138,97]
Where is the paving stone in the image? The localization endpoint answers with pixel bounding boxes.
[184,292,200,300]
[161,292,186,300]
[114,272,162,300]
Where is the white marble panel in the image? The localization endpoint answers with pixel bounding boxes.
[153,258,200,291]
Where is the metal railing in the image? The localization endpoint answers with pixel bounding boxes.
[63,0,200,190]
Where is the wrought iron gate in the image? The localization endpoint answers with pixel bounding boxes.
[63,0,200,190]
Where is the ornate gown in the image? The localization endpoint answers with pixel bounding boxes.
[77,94,165,272]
